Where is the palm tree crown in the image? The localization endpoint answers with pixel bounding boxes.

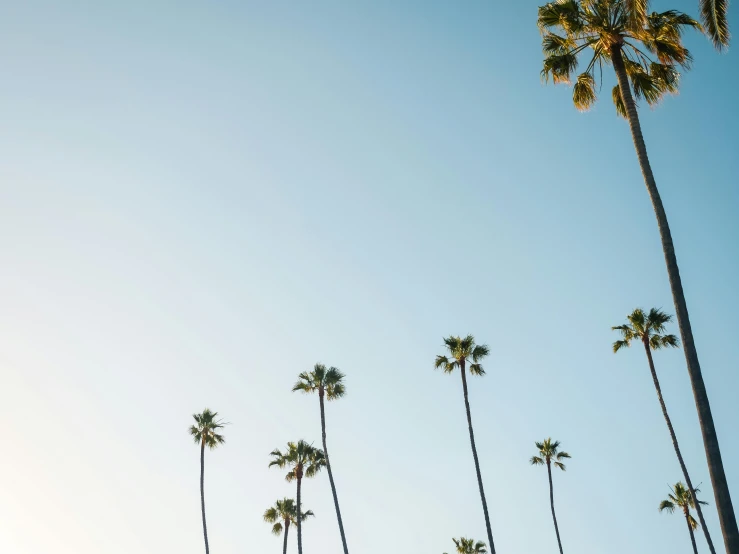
[538,0,701,117]
[269,441,326,481]
[444,537,488,554]
[292,364,347,400]
[263,498,314,536]
[531,438,571,471]
[612,308,679,352]
[435,335,490,375]
[189,409,226,449]
[660,482,709,529]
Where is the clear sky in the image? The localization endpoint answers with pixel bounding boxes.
[0,1,737,553]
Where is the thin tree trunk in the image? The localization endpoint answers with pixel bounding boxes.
[296,476,303,554]
[319,390,350,554]
[643,341,716,554]
[283,520,290,554]
[611,44,738,554]
[200,439,209,554]
[547,461,564,554]
[687,511,700,554]
[459,359,496,554]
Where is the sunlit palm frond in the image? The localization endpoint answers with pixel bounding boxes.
[624,0,650,29]
[573,72,597,111]
[468,363,486,376]
[292,371,316,393]
[700,0,730,49]
[650,334,679,349]
[325,367,347,400]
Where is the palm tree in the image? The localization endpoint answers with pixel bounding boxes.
[189,409,226,554]
[613,308,715,554]
[263,498,314,554]
[435,335,496,554]
[531,438,571,554]
[444,537,488,554]
[624,0,729,49]
[269,441,325,554]
[293,364,349,554]
[538,3,738,551]
[660,482,710,554]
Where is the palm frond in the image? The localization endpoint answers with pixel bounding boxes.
[292,371,315,393]
[613,339,631,353]
[629,68,663,106]
[325,367,347,400]
[573,71,597,111]
[531,456,545,465]
[624,0,650,29]
[659,499,676,513]
[542,52,579,84]
[650,333,679,350]
[471,343,490,362]
[538,0,584,34]
[612,84,628,118]
[263,507,279,523]
[468,363,486,376]
[649,63,680,94]
[542,32,574,54]
[700,0,730,49]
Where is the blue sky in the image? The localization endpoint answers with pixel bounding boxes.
[0,1,737,553]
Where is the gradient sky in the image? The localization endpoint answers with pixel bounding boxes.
[1,1,737,553]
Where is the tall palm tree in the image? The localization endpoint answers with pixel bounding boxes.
[444,537,488,554]
[293,364,349,554]
[269,441,325,554]
[435,335,496,554]
[613,308,715,554]
[263,498,314,554]
[660,482,710,554]
[538,3,737,551]
[624,0,729,49]
[531,438,571,554]
[189,409,226,554]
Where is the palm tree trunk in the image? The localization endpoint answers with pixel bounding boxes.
[283,520,290,554]
[319,390,350,554]
[296,476,303,554]
[200,439,209,554]
[643,341,716,554]
[611,44,738,554]
[459,359,496,554]
[686,511,700,554]
[547,461,564,554]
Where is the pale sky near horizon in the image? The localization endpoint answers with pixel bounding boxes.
[1,1,737,553]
